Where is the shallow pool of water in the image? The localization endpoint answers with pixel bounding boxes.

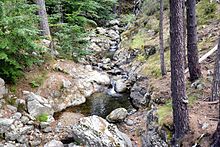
[55,92,133,119]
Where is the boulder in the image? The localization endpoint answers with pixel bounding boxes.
[24,91,54,118]
[108,30,120,41]
[141,108,168,147]
[0,78,6,99]
[44,140,64,147]
[114,79,128,93]
[130,76,151,109]
[106,108,128,122]
[0,118,15,132]
[89,42,102,52]
[37,60,111,112]
[109,20,120,26]
[96,27,107,35]
[72,115,132,147]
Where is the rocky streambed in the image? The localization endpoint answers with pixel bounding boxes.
[0,19,168,147]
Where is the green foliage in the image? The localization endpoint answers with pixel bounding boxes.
[157,100,172,125]
[197,0,218,24]
[36,113,48,122]
[46,0,117,59]
[29,81,40,88]
[29,72,47,88]
[141,50,170,78]
[0,0,40,83]
[142,0,169,16]
[120,14,135,25]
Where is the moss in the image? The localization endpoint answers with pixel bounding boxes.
[197,0,219,25]
[157,100,172,125]
[120,14,135,25]
[130,33,145,49]
[188,95,197,106]
[141,51,170,78]
[28,72,47,88]
[36,113,48,122]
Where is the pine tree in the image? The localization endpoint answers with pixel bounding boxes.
[212,38,220,146]
[186,0,201,81]
[170,0,189,143]
[35,0,51,38]
[159,0,166,76]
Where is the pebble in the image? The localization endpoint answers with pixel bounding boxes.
[12,112,22,120]
[7,105,17,113]
[125,119,134,126]
[21,116,29,124]
[40,122,50,129]
[43,127,52,133]
[17,135,28,143]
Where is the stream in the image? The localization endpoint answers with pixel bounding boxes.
[54,23,136,119]
[55,91,133,119]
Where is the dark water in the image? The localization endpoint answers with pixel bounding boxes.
[54,92,133,119]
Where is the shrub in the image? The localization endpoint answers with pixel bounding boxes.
[36,113,48,122]
[197,0,217,24]
[46,0,117,59]
[0,0,40,83]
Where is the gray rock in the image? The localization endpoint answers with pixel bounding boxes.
[102,58,111,64]
[24,91,54,118]
[96,27,107,35]
[44,140,64,147]
[40,122,50,129]
[89,42,102,52]
[108,30,120,41]
[17,135,28,143]
[109,20,120,26]
[21,116,29,124]
[68,143,81,147]
[72,115,132,147]
[19,125,34,134]
[112,25,119,31]
[130,76,151,109]
[142,108,168,147]
[0,118,15,127]
[62,79,72,89]
[191,80,204,90]
[30,139,42,147]
[7,105,17,113]
[114,79,128,93]
[0,78,6,99]
[12,112,22,120]
[124,119,134,126]
[144,45,157,56]
[106,108,128,122]
[4,143,16,147]
[5,131,20,141]
[43,127,52,133]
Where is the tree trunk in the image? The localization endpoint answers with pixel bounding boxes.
[212,38,220,146]
[211,39,220,101]
[159,0,166,76]
[35,0,51,38]
[170,0,189,143]
[186,0,201,82]
[183,0,187,67]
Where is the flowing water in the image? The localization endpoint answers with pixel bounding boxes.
[55,92,133,119]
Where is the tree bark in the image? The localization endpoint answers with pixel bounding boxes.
[35,0,51,38]
[211,39,220,102]
[212,38,220,146]
[159,0,166,76]
[183,0,187,67]
[170,0,189,143]
[186,0,201,82]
